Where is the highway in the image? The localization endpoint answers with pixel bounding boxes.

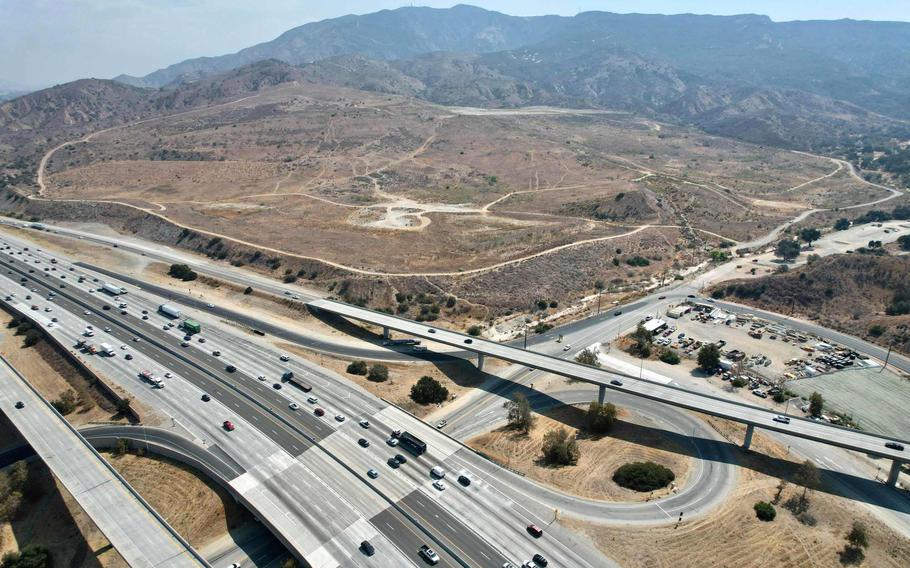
[0,355,208,568]
[0,236,606,568]
[310,300,910,469]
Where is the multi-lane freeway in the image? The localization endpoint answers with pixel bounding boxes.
[0,233,606,567]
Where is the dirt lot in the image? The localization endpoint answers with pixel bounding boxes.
[103,451,252,549]
[567,417,910,568]
[467,405,691,502]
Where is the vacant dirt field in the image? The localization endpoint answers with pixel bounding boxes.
[567,418,910,567]
[467,405,691,502]
[104,451,251,549]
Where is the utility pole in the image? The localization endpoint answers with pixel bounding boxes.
[880,341,894,373]
[596,290,602,315]
[523,325,529,350]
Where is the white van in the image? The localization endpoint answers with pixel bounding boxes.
[430,466,446,479]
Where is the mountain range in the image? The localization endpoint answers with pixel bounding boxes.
[5,4,910,153]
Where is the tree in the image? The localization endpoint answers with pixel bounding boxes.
[753,501,776,521]
[367,364,388,382]
[346,360,368,375]
[115,398,132,416]
[898,234,910,251]
[22,329,42,348]
[710,250,731,262]
[794,460,821,501]
[612,461,675,491]
[846,521,869,550]
[868,324,886,337]
[410,376,449,405]
[541,428,579,466]
[51,390,77,415]
[506,392,534,433]
[594,279,605,291]
[574,348,601,367]
[659,348,680,365]
[731,376,748,389]
[628,324,653,358]
[775,238,801,261]
[167,263,197,281]
[697,344,721,373]
[467,325,481,336]
[586,401,617,434]
[834,218,851,231]
[0,545,52,568]
[809,391,824,417]
[799,228,822,246]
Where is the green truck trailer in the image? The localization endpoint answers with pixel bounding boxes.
[181,319,201,334]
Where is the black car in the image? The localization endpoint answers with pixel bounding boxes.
[886,442,905,451]
[464,338,473,344]
[614,310,622,316]
[387,457,400,468]
[273,383,282,390]
[14,401,24,409]
[360,540,375,556]
[212,350,221,357]
[533,553,548,567]
[687,294,696,298]
[225,365,236,373]
[428,328,436,334]
[395,453,407,464]
[124,354,133,360]
[102,305,111,310]
[457,474,471,486]
[201,394,211,402]
[358,438,370,448]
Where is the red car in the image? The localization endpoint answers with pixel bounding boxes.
[314,407,325,417]
[527,524,543,538]
[222,420,235,431]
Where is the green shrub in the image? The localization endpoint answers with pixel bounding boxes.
[367,364,389,382]
[586,402,617,434]
[167,263,197,281]
[467,325,481,336]
[541,428,580,466]
[612,461,675,492]
[346,360,368,375]
[410,376,449,405]
[659,349,680,365]
[753,501,776,521]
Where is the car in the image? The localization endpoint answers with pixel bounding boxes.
[164,372,173,378]
[359,419,370,428]
[83,310,91,315]
[198,337,206,343]
[212,350,221,356]
[51,317,58,322]
[273,383,282,390]
[503,564,516,568]
[773,415,791,424]
[436,419,447,429]
[257,374,266,381]
[886,442,905,451]
[687,294,696,298]
[141,309,148,314]
[25,294,31,300]
[314,407,325,416]
[428,328,436,334]
[658,295,666,300]
[521,560,537,568]
[222,420,235,431]
[142,315,149,320]
[289,402,300,411]
[206,303,215,308]
[360,540,375,556]
[645,315,653,321]
[387,437,399,446]
[181,341,189,347]
[124,354,133,360]
[457,474,471,486]
[610,379,623,386]
[430,466,445,479]
[532,554,549,567]
[14,401,24,409]
[133,337,141,342]
[358,438,370,447]
[103,326,111,332]
[432,480,446,491]
[464,338,473,344]
[279,354,290,362]
[201,394,211,402]
[419,545,440,565]
[30,305,38,310]
[614,310,622,316]
[335,414,346,422]
[527,524,543,538]
[395,453,407,464]
[367,469,379,479]
[387,457,400,468]
[225,364,237,373]
[307,396,318,404]
[391,429,402,438]
[562,345,571,351]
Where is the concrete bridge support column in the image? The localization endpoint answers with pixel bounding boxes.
[887,460,903,487]
[477,353,485,372]
[382,326,389,340]
[743,424,755,450]
[598,385,606,405]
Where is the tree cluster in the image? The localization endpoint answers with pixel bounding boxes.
[167,263,198,281]
[541,428,580,466]
[697,343,721,372]
[410,376,449,405]
[586,401,617,434]
[612,461,675,491]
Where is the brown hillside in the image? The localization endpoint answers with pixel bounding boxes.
[710,254,910,354]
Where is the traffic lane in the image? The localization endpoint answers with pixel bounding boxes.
[398,490,511,568]
[370,509,459,568]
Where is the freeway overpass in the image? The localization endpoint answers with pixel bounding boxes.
[0,356,208,568]
[309,299,910,486]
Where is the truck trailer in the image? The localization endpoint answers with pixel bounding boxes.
[99,342,115,356]
[158,304,182,319]
[101,282,126,295]
[181,319,201,334]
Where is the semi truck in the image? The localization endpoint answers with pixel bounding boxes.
[398,431,427,455]
[382,338,421,346]
[99,342,115,356]
[139,370,163,388]
[158,304,181,319]
[101,282,126,295]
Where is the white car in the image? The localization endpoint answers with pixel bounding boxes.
[289,402,300,411]
[335,414,346,422]
[279,354,290,362]
[206,303,215,308]
[562,345,571,351]
[83,310,91,315]
[386,437,399,447]
[432,480,446,491]
[257,374,266,381]
[164,372,172,378]
[773,415,791,424]
[307,396,318,404]
[359,419,370,429]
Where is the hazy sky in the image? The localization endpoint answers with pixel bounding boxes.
[3,0,909,89]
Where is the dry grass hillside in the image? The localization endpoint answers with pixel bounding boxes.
[710,254,910,354]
